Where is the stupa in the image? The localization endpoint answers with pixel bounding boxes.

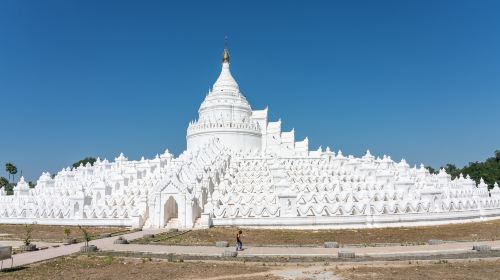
[1,48,499,229]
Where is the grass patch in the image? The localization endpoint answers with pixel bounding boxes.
[133,219,500,247]
[0,224,132,243]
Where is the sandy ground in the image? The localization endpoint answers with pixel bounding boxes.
[132,219,500,246]
[0,255,278,280]
[2,255,500,280]
[0,224,131,243]
[332,258,500,280]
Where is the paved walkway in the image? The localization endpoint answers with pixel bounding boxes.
[103,240,500,258]
[7,232,500,268]
[8,229,167,268]
[0,240,62,249]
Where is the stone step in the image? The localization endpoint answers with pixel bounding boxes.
[193,218,202,227]
[142,218,151,228]
[166,218,179,229]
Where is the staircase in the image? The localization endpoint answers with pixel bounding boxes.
[166,218,179,229]
[193,218,202,228]
[142,217,151,229]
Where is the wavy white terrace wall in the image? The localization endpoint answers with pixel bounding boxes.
[205,152,500,229]
[2,139,500,229]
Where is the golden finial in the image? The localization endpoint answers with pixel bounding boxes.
[222,36,230,63]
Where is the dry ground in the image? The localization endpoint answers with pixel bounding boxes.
[0,255,279,280]
[133,219,500,246]
[2,255,500,280]
[0,224,131,243]
[334,259,500,280]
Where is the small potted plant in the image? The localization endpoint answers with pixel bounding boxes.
[78,225,97,253]
[20,223,37,251]
[63,227,76,245]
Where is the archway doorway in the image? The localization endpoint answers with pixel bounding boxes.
[74,202,80,216]
[164,196,178,227]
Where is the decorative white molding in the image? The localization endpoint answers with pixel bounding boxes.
[2,51,499,230]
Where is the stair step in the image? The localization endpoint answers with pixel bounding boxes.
[166,218,179,229]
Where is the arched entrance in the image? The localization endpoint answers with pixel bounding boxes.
[163,196,178,227]
[74,202,80,217]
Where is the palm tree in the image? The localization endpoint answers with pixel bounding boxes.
[5,163,17,183]
[12,165,17,182]
[5,163,13,182]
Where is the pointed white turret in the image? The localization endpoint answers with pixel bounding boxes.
[212,48,239,92]
[14,176,30,196]
[490,182,500,197]
[479,177,488,189]
[187,45,261,152]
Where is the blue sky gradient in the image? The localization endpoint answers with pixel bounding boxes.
[1,0,499,181]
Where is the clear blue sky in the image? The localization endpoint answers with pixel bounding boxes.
[1,0,499,181]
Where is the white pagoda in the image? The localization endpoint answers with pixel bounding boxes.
[1,48,500,229]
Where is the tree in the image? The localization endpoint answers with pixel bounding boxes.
[443,163,460,179]
[23,223,34,246]
[0,177,8,189]
[28,181,36,188]
[72,157,97,169]
[425,166,436,174]
[64,227,71,238]
[78,225,92,247]
[4,184,13,195]
[5,163,17,182]
[0,177,11,195]
[428,150,500,188]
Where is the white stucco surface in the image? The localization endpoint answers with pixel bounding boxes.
[2,49,500,229]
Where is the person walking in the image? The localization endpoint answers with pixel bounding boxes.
[236,230,243,251]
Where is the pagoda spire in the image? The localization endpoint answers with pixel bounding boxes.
[222,36,230,63]
[212,37,238,90]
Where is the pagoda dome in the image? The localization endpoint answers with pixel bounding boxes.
[198,48,252,123]
[187,47,262,152]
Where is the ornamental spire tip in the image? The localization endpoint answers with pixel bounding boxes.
[222,36,230,63]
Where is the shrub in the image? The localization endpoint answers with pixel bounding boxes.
[23,223,33,246]
[78,225,92,247]
[64,227,71,238]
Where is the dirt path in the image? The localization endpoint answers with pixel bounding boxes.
[196,257,500,280]
[9,228,168,268]
[102,239,500,259]
[191,270,277,280]
[192,265,341,280]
